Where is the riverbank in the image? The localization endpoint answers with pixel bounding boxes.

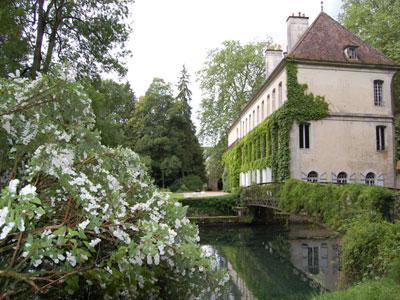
[241,180,400,298]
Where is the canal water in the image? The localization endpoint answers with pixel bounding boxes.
[199,224,340,300]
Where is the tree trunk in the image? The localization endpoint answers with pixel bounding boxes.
[43,0,65,74]
[31,0,46,79]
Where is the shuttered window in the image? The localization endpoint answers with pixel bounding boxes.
[376,126,385,151]
[299,123,310,149]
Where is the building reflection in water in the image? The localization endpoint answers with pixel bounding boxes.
[199,224,340,299]
[288,225,340,291]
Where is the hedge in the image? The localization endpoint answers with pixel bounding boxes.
[179,194,239,216]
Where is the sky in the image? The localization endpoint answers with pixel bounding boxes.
[126,0,342,127]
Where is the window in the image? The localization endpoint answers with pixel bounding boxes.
[253,110,255,128]
[241,121,244,138]
[236,127,239,140]
[344,46,358,60]
[299,123,310,149]
[272,89,276,111]
[261,101,264,120]
[257,106,260,124]
[374,80,383,106]
[267,95,270,115]
[245,118,248,134]
[249,115,251,131]
[278,82,283,106]
[376,126,385,151]
[365,172,375,185]
[307,171,318,183]
[337,172,347,184]
[302,244,319,275]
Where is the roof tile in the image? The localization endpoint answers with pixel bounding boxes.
[287,12,397,66]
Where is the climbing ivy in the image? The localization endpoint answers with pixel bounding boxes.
[223,62,329,191]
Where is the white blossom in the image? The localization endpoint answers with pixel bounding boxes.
[18,219,25,231]
[66,252,77,267]
[154,254,160,266]
[33,258,42,267]
[0,207,9,227]
[20,184,37,196]
[58,254,65,261]
[78,219,90,231]
[0,222,14,239]
[8,179,19,194]
[89,238,101,247]
[112,227,131,244]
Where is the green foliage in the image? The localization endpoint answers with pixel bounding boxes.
[223,63,329,190]
[0,0,133,78]
[0,1,29,77]
[312,277,400,300]
[170,175,204,193]
[129,78,205,188]
[198,40,273,145]
[0,73,226,298]
[275,179,395,228]
[340,219,400,284]
[176,64,192,119]
[84,78,135,147]
[243,180,400,287]
[179,194,239,216]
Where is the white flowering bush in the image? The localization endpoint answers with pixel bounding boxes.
[0,72,228,298]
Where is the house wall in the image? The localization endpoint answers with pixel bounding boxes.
[228,68,287,147]
[289,64,397,187]
[297,64,395,116]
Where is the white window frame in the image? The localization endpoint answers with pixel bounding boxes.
[374,80,383,106]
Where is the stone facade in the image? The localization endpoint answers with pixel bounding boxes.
[227,12,399,188]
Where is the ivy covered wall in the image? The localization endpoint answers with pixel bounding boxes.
[223,62,329,191]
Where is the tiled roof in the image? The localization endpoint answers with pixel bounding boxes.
[287,12,397,66]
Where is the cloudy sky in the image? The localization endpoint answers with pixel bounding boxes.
[126,0,342,126]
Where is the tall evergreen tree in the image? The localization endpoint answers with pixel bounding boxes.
[129,77,205,188]
[176,65,192,119]
[175,66,206,182]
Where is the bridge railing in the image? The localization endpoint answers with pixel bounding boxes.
[241,183,281,209]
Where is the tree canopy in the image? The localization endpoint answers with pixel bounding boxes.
[129,78,205,188]
[198,40,275,146]
[85,79,136,147]
[0,0,133,78]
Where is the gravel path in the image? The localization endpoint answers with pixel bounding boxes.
[182,191,228,198]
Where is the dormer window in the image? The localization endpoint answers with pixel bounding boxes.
[344,46,358,61]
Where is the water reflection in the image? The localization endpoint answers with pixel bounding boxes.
[199,224,340,300]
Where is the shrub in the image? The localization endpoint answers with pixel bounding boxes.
[340,220,395,283]
[276,179,395,228]
[312,277,400,300]
[170,175,204,192]
[0,72,227,298]
[180,194,239,216]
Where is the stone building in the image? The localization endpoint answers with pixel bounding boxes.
[226,12,400,188]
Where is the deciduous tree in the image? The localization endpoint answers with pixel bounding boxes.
[198,40,275,145]
[0,0,133,78]
[85,79,136,147]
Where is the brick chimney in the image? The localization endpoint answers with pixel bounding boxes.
[265,49,283,78]
[287,12,309,53]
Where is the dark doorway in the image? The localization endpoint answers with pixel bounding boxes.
[217,178,223,191]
